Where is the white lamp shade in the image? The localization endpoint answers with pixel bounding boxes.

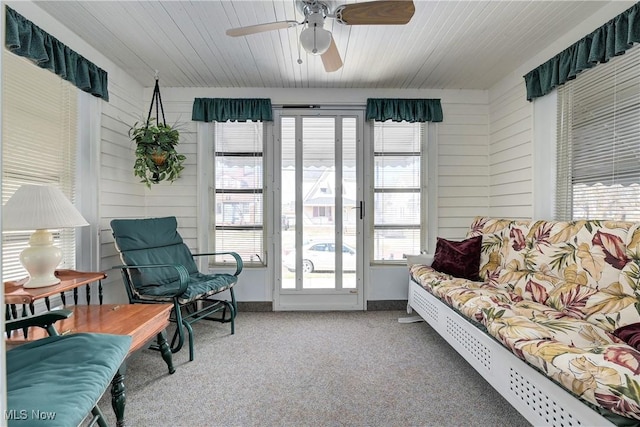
[3,184,88,231]
[300,15,332,56]
[3,185,88,288]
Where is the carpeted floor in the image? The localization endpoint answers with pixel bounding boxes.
[95,310,531,427]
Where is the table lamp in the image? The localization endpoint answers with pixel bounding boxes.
[2,184,89,288]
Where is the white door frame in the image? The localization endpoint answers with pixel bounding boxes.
[272,108,365,311]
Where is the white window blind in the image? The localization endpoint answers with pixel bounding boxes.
[372,121,426,262]
[212,121,264,265]
[2,50,78,281]
[556,44,640,221]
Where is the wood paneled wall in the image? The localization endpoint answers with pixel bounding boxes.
[489,80,533,220]
[98,76,146,303]
[437,99,489,239]
[142,100,199,250]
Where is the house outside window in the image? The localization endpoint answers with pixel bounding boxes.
[313,206,330,218]
[212,121,265,266]
[372,121,427,262]
[556,44,640,221]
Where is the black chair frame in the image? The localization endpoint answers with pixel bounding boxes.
[114,251,242,362]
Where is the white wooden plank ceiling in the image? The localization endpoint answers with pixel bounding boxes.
[33,1,617,89]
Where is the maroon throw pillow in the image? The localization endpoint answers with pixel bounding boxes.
[614,323,640,351]
[430,236,482,281]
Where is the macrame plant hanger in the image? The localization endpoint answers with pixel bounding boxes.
[145,71,170,182]
[147,71,166,128]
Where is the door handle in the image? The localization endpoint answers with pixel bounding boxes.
[352,201,364,220]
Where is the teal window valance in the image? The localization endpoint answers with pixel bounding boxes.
[365,98,443,123]
[524,2,640,102]
[5,7,109,101]
[192,98,273,122]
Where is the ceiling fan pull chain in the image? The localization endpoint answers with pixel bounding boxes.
[312,22,318,54]
[295,2,303,64]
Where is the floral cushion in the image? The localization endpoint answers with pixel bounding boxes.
[440,287,513,318]
[468,217,640,332]
[409,264,484,295]
[516,339,640,419]
[486,312,620,350]
[410,217,640,421]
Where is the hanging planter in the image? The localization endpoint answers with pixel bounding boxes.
[150,151,169,166]
[129,76,186,188]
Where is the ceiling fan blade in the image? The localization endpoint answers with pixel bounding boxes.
[335,1,415,25]
[321,37,343,73]
[226,20,298,37]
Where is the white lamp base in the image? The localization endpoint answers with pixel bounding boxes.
[20,229,62,288]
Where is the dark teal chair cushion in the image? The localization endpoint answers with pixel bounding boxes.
[131,272,237,304]
[111,217,238,303]
[110,216,183,252]
[111,217,199,287]
[179,272,237,303]
[7,333,131,426]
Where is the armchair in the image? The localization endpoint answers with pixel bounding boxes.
[110,216,243,361]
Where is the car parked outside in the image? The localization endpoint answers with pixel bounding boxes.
[283,241,356,273]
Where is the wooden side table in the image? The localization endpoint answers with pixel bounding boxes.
[5,269,105,317]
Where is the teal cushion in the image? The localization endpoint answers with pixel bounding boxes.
[111,217,199,288]
[111,217,183,251]
[7,333,131,426]
[121,243,199,286]
[136,272,237,303]
[179,273,237,303]
[111,216,238,302]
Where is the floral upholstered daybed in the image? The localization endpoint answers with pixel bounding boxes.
[408,217,640,426]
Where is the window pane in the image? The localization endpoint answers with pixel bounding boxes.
[215,156,263,189]
[343,118,357,289]
[557,45,640,221]
[373,121,424,262]
[215,193,263,226]
[573,184,640,221]
[215,121,263,152]
[373,229,420,261]
[281,117,296,289]
[214,229,263,264]
[302,117,335,289]
[2,51,78,281]
[374,156,420,188]
[213,121,264,266]
[374,122,421,152]
[374,192,420,225]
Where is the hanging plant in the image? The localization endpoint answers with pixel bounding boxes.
[129,76,186,188]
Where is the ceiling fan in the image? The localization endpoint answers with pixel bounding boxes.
[226,0,415,73]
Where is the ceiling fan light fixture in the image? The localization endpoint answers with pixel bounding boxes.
[300,18,331,55]
[226,0,416,73]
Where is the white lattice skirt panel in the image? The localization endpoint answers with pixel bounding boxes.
[408,279,614,427]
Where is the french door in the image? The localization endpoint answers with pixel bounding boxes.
[273,109,364,310]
